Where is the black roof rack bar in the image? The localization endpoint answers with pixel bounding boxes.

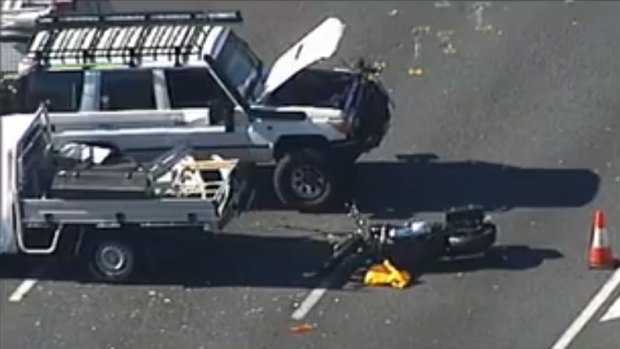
[35,11,243,30]
[29,43,204,64]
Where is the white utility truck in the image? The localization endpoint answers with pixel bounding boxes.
[1,103,250,281]
[1,11,392,210]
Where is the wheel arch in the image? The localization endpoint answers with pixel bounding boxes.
[273,135,331,161]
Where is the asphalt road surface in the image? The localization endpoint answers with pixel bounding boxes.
[2,1,620,349]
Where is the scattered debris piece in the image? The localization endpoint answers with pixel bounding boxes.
[497,29,503,35]
[163,298,171,304]
[408,68,424,77]
[434,0,452,8]
[245,307,264,316]
[148,290,157,297]
[389,9,399,16]
[472,2,494,32]
[412,26,431,61]
[291,323,315,334]
[303,271,317,278]
[437,30,456,55]
[572,18,578,26]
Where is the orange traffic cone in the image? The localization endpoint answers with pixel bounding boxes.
[588,210,615,269]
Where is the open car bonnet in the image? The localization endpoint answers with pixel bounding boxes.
[261,17,346,98]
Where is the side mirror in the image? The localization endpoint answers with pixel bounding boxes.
[209,100,235,131]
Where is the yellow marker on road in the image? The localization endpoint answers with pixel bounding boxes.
[408,67,424,77]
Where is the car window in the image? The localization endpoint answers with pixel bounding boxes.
[99,70,155,111]
[164,68,231,109]
[20,71,84,112]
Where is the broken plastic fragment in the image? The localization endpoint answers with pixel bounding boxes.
[408,68,424,76]
[437,30,456,55]
[476,24,494,32]
[291,323,315,334]
[389,9,399,16]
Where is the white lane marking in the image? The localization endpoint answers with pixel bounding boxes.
[290,256,355,321]
[600,294,620,322]
[550,267,620,349]
[8,278,39,302]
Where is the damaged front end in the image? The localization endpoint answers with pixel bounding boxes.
[262,64,392,154]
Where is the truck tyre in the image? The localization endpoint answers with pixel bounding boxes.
[84,236,137,283]
[273,149,337,211]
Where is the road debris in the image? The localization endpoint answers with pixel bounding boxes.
[163,298,171,304]
[291,323,315,334]
[148,290,157,297]
[389,9,399,16]
[472,2,494,32]
[245,307,264,316]
[434,0,452,8]
[408,67,425,77]
[437,30,456,55]
[412,26,431,61]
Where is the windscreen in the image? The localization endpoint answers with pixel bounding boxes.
[215,32,262,100]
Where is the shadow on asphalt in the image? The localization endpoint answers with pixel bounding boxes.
[0,233,338,288]
[0,236,564,290]
[252,153,601,219]
[344,245,565,289]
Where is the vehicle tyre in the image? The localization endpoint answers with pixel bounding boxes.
[84,236,137,283]
[445,224,497,256]
[273,149,338,211]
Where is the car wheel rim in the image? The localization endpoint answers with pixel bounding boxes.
[95,244,128,275]
[291,166,326,200]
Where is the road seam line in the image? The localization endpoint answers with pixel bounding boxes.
[550,267,620,349]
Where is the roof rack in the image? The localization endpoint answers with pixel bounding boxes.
[25,11,243,67]
[35,11,243,29]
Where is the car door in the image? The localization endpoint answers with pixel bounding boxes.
[159,67,260,160]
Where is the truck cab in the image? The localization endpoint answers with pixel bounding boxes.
[4,11,392,210]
